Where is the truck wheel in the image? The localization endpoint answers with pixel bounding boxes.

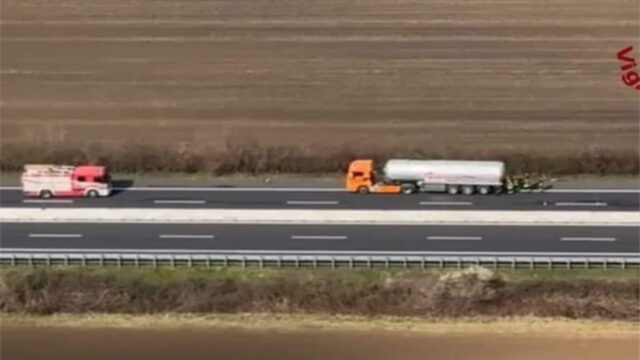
[87,190,99,198]
[40,190,52,199]
[446,185,459,195]
[462,186,475,195]
[477,186,490,195]
[357,186,369,194]
[401,184,415,195]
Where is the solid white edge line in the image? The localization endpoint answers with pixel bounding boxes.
[4,221,638,227]
[28,234,83,238]
[158,234,215,239]
[291,235,348,240]
[23,199,74,204]
[2,248,636,257]
[560,237,617,242]
[286,201,339,205]
[427,236,482,240]
[3,186,639,193]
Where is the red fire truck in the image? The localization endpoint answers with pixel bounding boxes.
[21,164,112,198]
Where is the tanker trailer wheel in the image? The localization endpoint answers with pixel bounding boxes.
[39,190,52,199]
[401,184,416,195]
[87,190,99,198]
[357,186,369,194]
[462,185,475,195]
[477,186,490,195]
[446,185,459,195]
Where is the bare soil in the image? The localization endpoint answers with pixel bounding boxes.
[1,0,639,174]
[2,323,638,360]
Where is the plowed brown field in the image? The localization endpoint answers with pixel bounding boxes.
[1,0,638,170]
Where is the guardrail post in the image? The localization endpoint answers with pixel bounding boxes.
[548,259,552,270]
[331,258,335,269]
[622,259,627,270]
[170,256,175,268]
[295,256,299,268]
[206,256,211,268]
[224,256,228,267]
[529,258,533,270]
[11,255,15,266]
[386,257,390,268]
[457,258,462,269]
[277,256,281,268]
[493,258,497,269]
[511,259,515,269]
[313,257,317,268]
[153,256,157,268]
[603,259,608,270]
[259,257,264,269]
[439,258,443,269]
[100,255,104,267]
[585,258,590,269]
[420,257,425,269]
[187,256,192,268]
[82,255,86,267]
[46,255,51,268]
[367,257,371,268]
[65,255,69,267]
[28,255,33,268]
[117,255,122,268]
[349,257,353,269]
[566,260,570,270]
[403,257,407,269]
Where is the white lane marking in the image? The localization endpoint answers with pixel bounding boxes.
[158,234,215,239]
[28,233,83,238]
[23,199,74,204]
[153,200,206,204]
[561,237,617,242]
[420,201,472,206]
[427,236,482,241]
[555,202,608,207]
[286,200,339,205]
[291,235,348,240]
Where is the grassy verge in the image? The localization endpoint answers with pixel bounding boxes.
[1,143,637,176]
[1,267,637,320]
[2,313,637,338]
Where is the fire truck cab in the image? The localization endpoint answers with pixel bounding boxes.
[21,164,112,198]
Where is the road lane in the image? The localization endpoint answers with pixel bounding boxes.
[1,223,637,253]
[1,188,638,211]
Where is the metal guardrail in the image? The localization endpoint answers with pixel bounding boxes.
[0,250,638,270]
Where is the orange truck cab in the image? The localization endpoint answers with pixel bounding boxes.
[346,159,401,194]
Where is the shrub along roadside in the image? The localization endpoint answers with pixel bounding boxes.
[1,267,637,320]
[1,142,637,176]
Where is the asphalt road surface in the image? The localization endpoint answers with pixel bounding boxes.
[2,223,637,254]
[1,188,638,211]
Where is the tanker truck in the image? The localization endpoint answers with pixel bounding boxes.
[345,159,549,195]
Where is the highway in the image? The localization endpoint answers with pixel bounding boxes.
[1,187,638,211]
[1,223,638,253]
